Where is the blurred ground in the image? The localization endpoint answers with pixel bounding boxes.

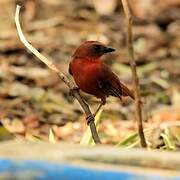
[0,0,180,148]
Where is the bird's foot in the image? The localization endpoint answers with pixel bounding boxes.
[86,114,94,125]
[69,86,80,97]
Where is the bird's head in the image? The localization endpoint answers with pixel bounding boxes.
[72,41,115,59]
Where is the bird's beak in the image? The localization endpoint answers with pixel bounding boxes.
[104,47,115,53]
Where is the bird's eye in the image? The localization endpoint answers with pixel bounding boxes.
[93,44,102,52]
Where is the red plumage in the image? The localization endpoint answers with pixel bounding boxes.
[69,41,134,105]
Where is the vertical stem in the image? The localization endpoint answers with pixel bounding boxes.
[121,0,147,147]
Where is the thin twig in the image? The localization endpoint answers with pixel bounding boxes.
[15,5,101,144]
[121,0,147,147]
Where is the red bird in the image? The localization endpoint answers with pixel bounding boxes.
[69,41,134,114]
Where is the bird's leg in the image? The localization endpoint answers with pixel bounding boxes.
[86,103,103,124]
[93,98,106,118]
[93,103,104,117]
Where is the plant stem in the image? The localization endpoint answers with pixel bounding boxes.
[121,0,147,147]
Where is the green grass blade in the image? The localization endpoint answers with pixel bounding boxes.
[161,128,176,150]
[116,132,138,147]
[116,128,153,147]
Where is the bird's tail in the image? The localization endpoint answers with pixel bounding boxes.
[120,82,135,100]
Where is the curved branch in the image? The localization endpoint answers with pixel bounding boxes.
[15,5,101,144]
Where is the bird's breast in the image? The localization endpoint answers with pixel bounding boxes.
[70,58,103,97]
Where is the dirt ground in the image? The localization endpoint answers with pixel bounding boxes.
[0,0,179,149]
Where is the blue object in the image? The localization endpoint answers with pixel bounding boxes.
[0,159,179,180]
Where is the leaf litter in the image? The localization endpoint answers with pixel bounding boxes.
[0,0,179,149]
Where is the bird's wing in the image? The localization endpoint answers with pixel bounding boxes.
[98,64,134,99]
[98,76,122,99]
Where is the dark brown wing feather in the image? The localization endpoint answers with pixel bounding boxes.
[98,77,122,98]
[98,64,134,100]
[119,81,134,99]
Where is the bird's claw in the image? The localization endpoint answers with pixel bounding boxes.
[86,114,94,125]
